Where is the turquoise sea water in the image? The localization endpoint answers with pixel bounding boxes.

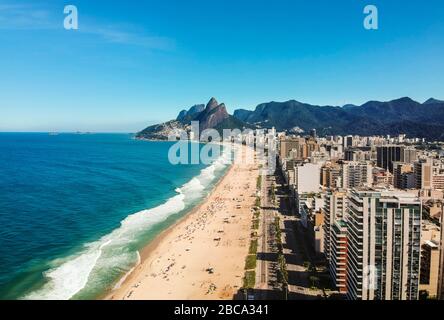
[0,133,230,300]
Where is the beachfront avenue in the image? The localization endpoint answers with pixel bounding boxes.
[174,304,270,317]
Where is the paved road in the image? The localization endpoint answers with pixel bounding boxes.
[254,170,281,299]
[273,168,325,300]
[253,165,326,300]
[259,172,268,285]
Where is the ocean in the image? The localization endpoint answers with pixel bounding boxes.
[0,133,231,300]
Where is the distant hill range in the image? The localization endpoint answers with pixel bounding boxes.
[233,97,444,140]
[137,97,444,140]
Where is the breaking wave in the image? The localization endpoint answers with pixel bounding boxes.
[23,146,233,300]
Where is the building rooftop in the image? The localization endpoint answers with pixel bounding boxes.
[351,188,421,204]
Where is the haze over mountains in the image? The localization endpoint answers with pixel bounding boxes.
[137,97,444,140]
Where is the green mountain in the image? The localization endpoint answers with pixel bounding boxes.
[233,97,444,140]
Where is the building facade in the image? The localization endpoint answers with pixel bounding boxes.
[377,145,404,173]
[330,220,349,294]
[347,190,421,300]
[415,159,433,190]
[393,162,414,189]
[342,161,373,189]
[324,191,348,262]
[419,240,440,298]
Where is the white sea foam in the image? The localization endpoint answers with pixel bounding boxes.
[112,251,141,290]
[23,147,231,300]
[24,240,111,300]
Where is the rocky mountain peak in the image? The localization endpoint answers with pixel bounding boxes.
[176,110,188,121]
[217,103,227,112]
[176,104,205,121]
[205,97,219,111]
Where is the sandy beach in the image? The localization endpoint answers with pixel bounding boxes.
[106,144,259,300]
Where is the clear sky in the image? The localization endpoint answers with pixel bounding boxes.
[1,0,444,132]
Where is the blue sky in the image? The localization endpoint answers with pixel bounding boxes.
[1,0,444,132]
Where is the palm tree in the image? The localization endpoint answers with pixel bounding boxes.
[309,276,320,289]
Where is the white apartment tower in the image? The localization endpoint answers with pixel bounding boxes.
[293,163,321,193]
[347,190,421,300]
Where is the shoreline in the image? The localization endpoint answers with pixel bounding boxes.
[105,144,258,300]
[99,159,233,300]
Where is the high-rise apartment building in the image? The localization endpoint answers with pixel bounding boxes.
[293,163,321,193]
[419,240,440,298]
[376,145,404,173]
[347,190,421,300]
[393,162,414,189]
[345,149,369,162]
[279,137,319,160]
[344,135,354,149]
[403,147,418,164]
[342,161,373,189]
[280,137,305,159]
[414,159,433,190]
[330,219,349,294]
[321,164,342,189]
[324,191,348,263]
[432,162,444,190]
